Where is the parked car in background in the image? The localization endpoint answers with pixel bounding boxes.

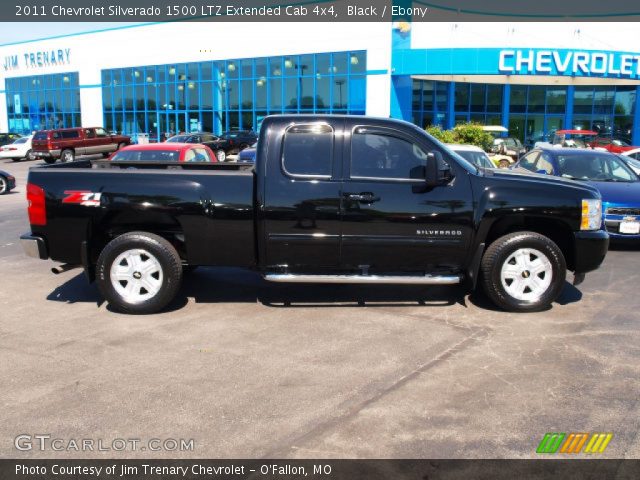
[490,137,526,162]
[0,169,16,195]
[165,132,227,162]
[550,130,598,148]
[515,147,640,240]
[0,135,33,161]
[32,127,131,163]
[589,137,639,154]
[237,142,257,163]
[0,133,22,148]
[447,144,495,169]
[165,131,257,162]
[110,143,217,163]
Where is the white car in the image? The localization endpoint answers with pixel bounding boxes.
[447,144,495,169]
[620,148,640,175]
[0,135,33,162]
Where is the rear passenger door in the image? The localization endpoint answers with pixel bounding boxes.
[262,121,343,271]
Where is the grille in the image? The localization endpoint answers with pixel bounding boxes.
[606,207,640,216]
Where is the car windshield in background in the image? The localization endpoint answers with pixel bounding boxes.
[455,150,494,169]
[112,150,180,161]
[612,139,630,146]
[166,135,192,143]
[13,137,28,144]
[557,153,638,182]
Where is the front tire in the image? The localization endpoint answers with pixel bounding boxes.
[480,231,566,312]
[0,176,7,195]
[215,149,226,162]
[96,232,183,314]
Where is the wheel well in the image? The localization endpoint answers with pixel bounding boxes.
[485,216,575,271]
[90,226,187,265]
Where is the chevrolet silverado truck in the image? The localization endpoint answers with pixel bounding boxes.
[21,115,609,314]
[32,127,131,163]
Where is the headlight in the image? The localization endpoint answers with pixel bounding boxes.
[581,199,602,231]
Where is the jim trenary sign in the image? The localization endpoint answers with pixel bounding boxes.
[3,48,71,71]
[499,49,640,78]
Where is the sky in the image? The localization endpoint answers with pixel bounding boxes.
[0,23,143,45]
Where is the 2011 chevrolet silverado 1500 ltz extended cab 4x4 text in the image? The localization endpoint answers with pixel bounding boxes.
[21,115,609,314]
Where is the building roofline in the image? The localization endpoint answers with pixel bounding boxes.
[0,22,160,47]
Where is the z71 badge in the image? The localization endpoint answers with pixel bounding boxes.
[62,190,102,207]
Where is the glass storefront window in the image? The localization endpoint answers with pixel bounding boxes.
[615,86,635,116]
[100,50,366,138]
[5,72,80,134]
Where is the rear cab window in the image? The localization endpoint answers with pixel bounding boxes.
[281,124,333,178]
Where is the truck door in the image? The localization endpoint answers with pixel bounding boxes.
[340,122,474,273]
[262,121,343,271]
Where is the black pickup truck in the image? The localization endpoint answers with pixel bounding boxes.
[21,115,609,314]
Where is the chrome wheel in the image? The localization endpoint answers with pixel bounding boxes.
[110,248,163,304]
[62,150,74,162]
[216,150,226,162]
[500,248,553,302]
[0,177,6,195]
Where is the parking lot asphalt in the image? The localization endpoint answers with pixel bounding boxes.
[0,156,639,459]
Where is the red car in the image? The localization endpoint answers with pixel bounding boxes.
[109,143,218,162]
[589,137,639,153]
[32,127,130,163]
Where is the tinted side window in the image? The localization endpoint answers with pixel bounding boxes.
[282,124,333,177]
[536,153,554,174]
[351,131,428,180]
[85,129,95,138]
[33,132,48,140]
[518,152,540,171]
[60,130,79,139]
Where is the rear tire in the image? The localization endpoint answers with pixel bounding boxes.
[0,177,7,195]
[96,232,183,314]
[43,157,56,164]
[61,149,75,162]
[25,149,33,161]
[480,231,566,312]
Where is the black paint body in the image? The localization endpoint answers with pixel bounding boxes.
[24,115,609,282]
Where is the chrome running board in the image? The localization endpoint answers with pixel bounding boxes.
[264,273,461,285]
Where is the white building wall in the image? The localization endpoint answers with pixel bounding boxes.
[0,22,392,130]
[411,22,640,52]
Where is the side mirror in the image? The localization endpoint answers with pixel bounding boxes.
[426,151,451,187]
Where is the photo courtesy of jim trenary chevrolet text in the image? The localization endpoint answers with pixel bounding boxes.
[0,0,639,479]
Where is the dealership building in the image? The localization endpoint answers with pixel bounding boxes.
[1,21,639,144]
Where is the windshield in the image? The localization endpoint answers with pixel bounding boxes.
[112,149,180,161]
[612,139,630,146]
[557,153,638,182]
[166,135,192,143]
[454,150,493,169]
[13,137,29,144]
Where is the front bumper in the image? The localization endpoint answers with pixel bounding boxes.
[20,233,48,260]
[573,230,609,274]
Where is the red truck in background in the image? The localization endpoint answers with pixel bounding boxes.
[32,127,131,163]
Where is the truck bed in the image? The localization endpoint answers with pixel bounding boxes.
[27,160,257,268]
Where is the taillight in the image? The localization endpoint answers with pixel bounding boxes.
[27,183,46,226]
